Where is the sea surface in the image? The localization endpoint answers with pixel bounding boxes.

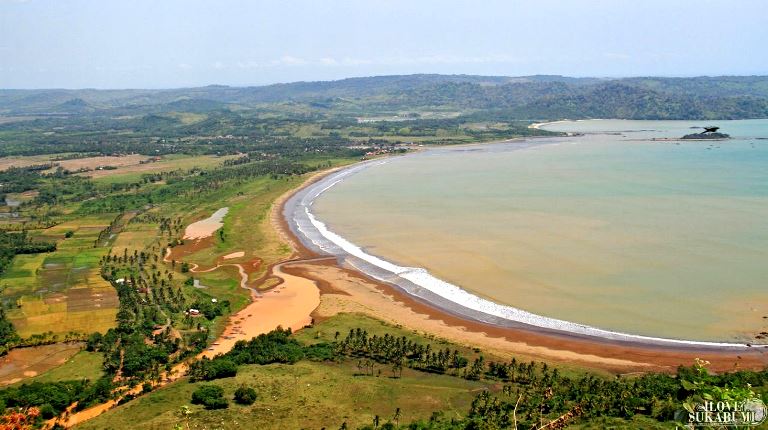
[312,120,768,342]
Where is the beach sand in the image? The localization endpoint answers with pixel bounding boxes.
[222,251,245,259]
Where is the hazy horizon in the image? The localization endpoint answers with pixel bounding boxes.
[2,0,767,89]
[4,72,768,92]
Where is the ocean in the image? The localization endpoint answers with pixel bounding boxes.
[309,120,768,342]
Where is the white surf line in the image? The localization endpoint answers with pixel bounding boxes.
[295,158,760,350]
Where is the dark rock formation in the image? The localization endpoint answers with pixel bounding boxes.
[681,132,730,140]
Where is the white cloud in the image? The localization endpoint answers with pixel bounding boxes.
[272,55,308,66]
[319,57,338,66]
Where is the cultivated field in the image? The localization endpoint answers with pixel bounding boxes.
[0,153,238,183]
[0,343,83,386]
[1,215,119,337]
[83,154,239,183]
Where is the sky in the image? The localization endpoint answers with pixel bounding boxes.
[1,0,766,89]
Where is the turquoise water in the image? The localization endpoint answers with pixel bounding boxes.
[314,120,768,341]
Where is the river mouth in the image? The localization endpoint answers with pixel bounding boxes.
[286,120,768,346]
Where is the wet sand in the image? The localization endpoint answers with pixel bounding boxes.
[200,260,319,358]
[183,207,228,240]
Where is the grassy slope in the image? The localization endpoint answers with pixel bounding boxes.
[79,312,615,429]
[77,313,493,430]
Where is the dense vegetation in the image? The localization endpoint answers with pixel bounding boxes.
[0,309,18,347]
[0,377,114,421]
[190,385,228,410]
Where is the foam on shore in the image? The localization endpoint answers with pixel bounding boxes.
[284,157,758,351]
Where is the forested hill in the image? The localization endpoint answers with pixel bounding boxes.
[2,74,768,120]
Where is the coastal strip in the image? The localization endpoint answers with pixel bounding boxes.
[282,151,767,355]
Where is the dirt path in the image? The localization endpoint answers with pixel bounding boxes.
[55,252,326,427]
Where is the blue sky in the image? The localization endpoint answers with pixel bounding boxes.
[1,0,766,89]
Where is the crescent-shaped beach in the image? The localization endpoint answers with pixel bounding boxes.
[279,146,768,373]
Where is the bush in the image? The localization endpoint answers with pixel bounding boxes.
[303,342,335,361]
[39,403,56,419]
[233,385,257,405]
[203,396,229,410]
[191,385,228,410]
[188,357,238,382]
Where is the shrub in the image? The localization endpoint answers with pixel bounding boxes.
[203,396,229,410]
[39,403,56,419]
[233,385,257,405]
[191,385,228,410]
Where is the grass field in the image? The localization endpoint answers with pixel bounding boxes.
[77,313,492,430]
[4,349,104,386]
[110,217,163,255]
[0,343,84,386]
[87,154,239,185]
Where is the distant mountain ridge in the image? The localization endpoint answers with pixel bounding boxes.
[1,74,767,120]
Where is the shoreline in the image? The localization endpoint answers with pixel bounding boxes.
[277,150,768,372]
